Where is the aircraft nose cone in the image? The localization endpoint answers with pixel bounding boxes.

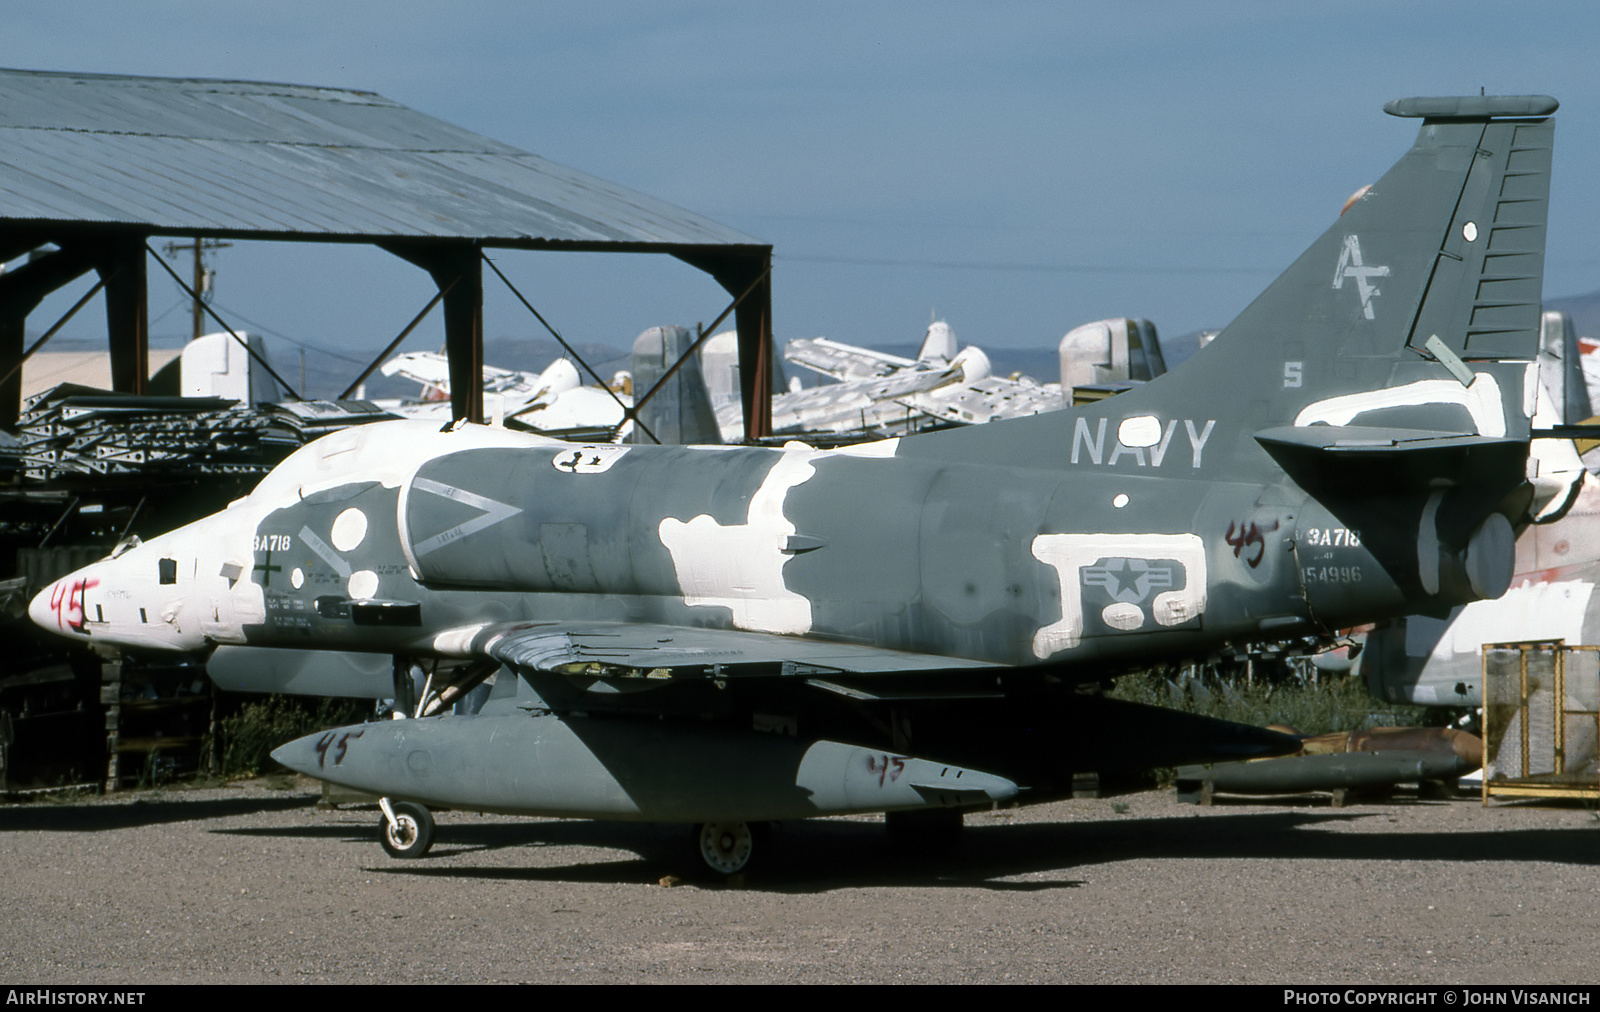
[271,732,327,777]
[28,579,71,636]
[28,563,106,641]
[271,741,304,775]
[271,724,396,796]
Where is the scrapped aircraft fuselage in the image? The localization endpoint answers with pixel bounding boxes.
[32,402,1517,673]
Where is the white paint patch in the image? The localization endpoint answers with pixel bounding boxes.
[290,567,304,590]
[1101,602,1144,631]
[658,449,819,634]
[1294,373,1506,437]
[1463,221,1478,242]
[551,445,630,474]
[806,437,900,459]
[330,508,368,552]
[348,570,379,600]
[1118,415,1162,448]
[249,419,555,504]
[1427,580,1594,660]
[1113,493,1129,509]
[432,622,494,657]
[1030,533,1207,658]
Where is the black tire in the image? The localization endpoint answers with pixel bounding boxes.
[693,821,765,876]
[379,801,435,859]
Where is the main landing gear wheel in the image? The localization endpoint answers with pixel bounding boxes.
[694,821,762,876]
[379,800,435,859]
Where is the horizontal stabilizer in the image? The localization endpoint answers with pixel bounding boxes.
[1255,424,1528,493]
[1256,424,1502,453]
[1532,424,1600,440]
[1384,95,1558,118]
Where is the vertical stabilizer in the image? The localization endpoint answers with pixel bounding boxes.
[631,326,722,445]
[903,96,1557,472]
[1199,94,1556,437]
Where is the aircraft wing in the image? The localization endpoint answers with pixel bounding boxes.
[768,366,963,434]
[380,350,454,389]
[380,350,522,395]
[784,337,921,380]
[898,375,1065,424]
[463,620,1004,678]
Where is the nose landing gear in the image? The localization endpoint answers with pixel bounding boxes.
[378,798,435,859]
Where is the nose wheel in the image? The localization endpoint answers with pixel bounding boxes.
[694,821,763,876]
[378,799,435,859]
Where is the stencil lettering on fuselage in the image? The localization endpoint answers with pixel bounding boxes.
[1031,534,1206,658]
[658,450,818,635]
[1070,418,1215,469]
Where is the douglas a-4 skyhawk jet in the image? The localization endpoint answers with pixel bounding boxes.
[31,95,1558,875]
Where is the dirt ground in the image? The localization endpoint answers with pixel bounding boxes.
[2,778,1598,985]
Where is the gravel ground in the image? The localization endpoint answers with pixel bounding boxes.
[2,778,1598,985]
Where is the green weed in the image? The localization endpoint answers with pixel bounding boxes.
[1107,669,1425,736]
[204,696,366,779]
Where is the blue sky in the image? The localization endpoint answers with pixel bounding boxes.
[8,1,1600,370]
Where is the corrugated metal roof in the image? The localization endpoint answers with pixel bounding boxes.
[0,68,763,249]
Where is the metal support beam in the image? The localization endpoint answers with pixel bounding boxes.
[144,243,302,400]
[0,315,20,429]
[481,252,655,443]
[95,234,149,396]
[673,248,774,440]
[0,246,95,323]
[382,241,484,424]
[734,267,773,441]
[338,282,454,401]
[0,245,97,425]
[629,264,771,424]
[0,279,106,397]
[0,231,52,267]
[442,258,483,425]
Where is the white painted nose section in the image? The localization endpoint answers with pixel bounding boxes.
[29,574,90,640]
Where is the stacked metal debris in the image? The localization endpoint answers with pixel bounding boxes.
[11,384,398,483]
[263,398,402,441]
